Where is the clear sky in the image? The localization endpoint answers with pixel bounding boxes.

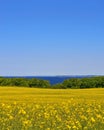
[0,0,104,76]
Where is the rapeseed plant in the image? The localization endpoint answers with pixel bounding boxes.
[0,88,104,130]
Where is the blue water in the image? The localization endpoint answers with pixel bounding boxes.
[27,76,93,85]
[4,75,93,85]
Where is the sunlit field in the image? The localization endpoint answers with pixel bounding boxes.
[0,87,104,130]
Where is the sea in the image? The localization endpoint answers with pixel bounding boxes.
[4,75,93,85]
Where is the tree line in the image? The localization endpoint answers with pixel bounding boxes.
[52,76,104,89]
[0,77,50,88]
[0,76,104,89]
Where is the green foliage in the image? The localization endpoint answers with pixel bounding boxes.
[63,78,81,88]
[0,76,104,89]
[52,83,67,89]
[0,78,50,88]
[28,78,50,88]
[62,76,104,89]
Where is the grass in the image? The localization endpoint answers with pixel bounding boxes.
[0,87,104,130]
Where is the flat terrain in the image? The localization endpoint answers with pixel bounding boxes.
[0,87,104,130]
[0,87,104,103]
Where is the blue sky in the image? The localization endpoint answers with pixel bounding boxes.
[0,0,104,76]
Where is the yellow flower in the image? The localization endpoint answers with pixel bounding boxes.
[72,125,77,129]
[66,125,71,129]
[1,103,5,107]
[46,128,51,130]
[91,117,95,123]
[9,115,13,120]
[96,114,102,119]
[19,109,26,115]
[13,102,17,105]
[23,120,31,126]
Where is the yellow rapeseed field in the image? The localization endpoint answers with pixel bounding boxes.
[0,87,104,130]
